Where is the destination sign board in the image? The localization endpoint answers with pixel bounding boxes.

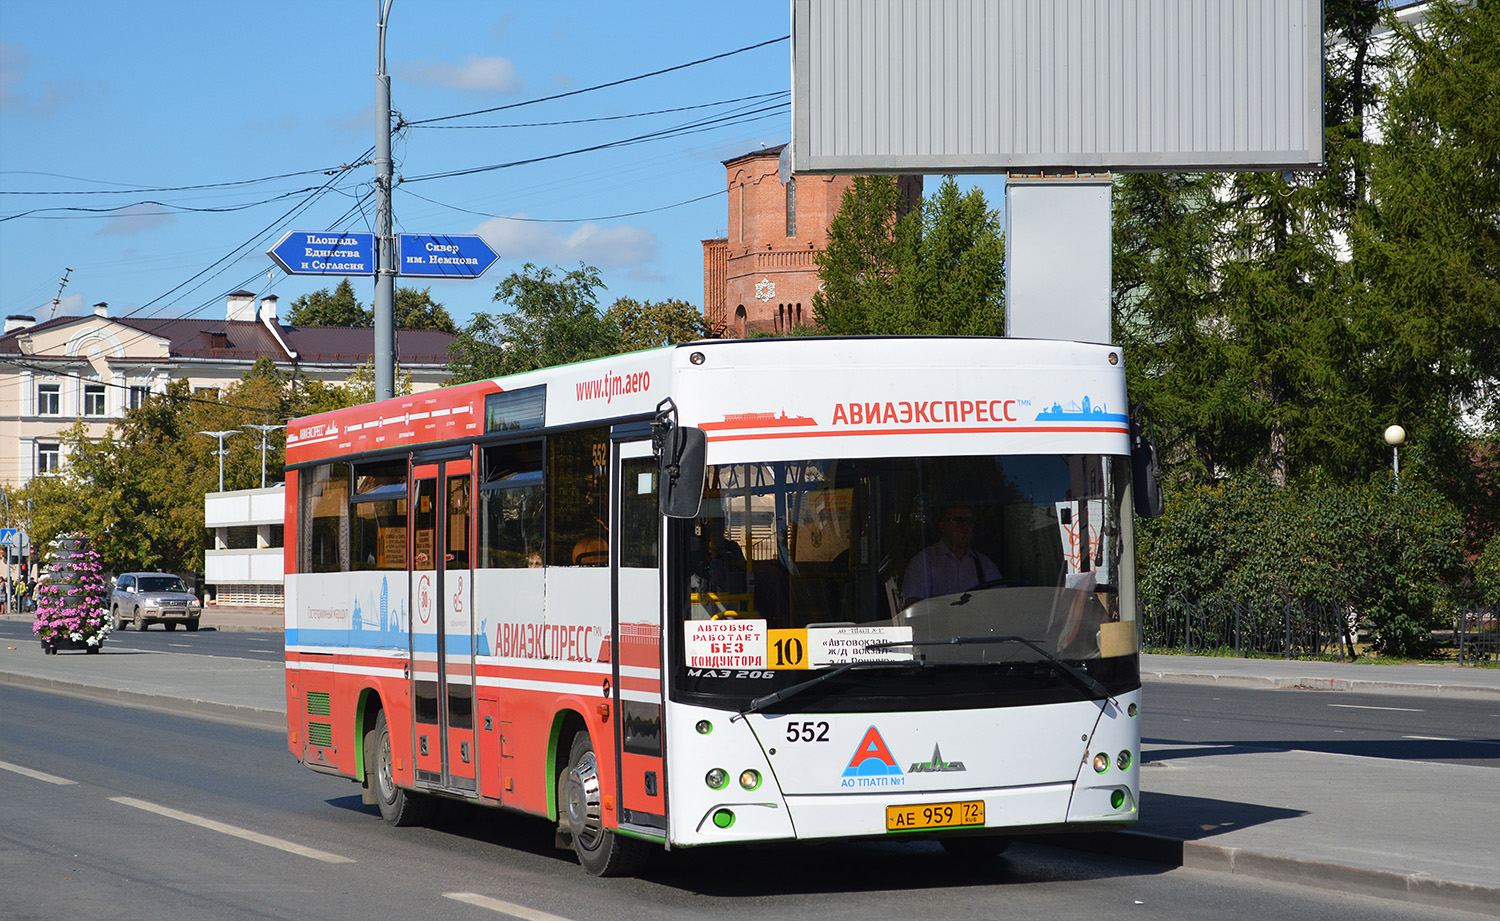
[397,233,499,279]
[267,232,376,276]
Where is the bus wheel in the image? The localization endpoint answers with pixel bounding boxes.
[940,835,1012,861]
[366,710,433,827]
[560,729,647,877]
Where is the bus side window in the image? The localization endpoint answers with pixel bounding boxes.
[549,427,610,567]
[479,442,544,568]
[446,474,470,569]
[350,459,409,570]
[300,462,351,573]
[620,456,659,568]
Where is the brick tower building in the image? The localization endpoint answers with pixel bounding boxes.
[703,144,919,336]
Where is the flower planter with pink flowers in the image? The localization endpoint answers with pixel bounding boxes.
[33,534,112,655]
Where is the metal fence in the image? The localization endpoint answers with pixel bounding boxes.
[1455,608,1500,665]
[1141,594,1354,660]
[1144,595,1500,663]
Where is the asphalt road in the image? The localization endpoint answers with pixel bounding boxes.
[8,618,1492,768]
[0,619,283,662]
[2,685,1489,921]
[1144,682,1500,769]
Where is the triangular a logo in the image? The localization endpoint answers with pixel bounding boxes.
[842,725,903,777]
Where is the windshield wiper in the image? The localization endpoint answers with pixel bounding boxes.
[868,635,1111,701]
[738,662,861,717]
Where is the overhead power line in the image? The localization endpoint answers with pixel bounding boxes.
[401,99,789,183]
[0,188,324,223]
[405,35,789,127]
[0,164,357,195]
[400,186,727,223]
[413,91,789,130]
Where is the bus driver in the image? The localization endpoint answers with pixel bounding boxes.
[901,505,1000,602]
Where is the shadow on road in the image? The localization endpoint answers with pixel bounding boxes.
[1145,737,1500,765]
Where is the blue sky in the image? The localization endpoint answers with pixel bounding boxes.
[0,2,1005,329]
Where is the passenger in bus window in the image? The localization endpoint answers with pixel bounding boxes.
[572,535,608,566]
[689,519,748,618]
[901,505,1000,601]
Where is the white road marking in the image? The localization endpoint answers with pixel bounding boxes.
[169,644,192,648]
[109,796,355,864]
[444,893,580,921]
[1327,703,1424,712]
[0,760,77,785]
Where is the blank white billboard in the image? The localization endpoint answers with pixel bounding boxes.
[791,0,1325,174]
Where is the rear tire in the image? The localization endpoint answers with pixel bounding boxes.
[165,621,178,631]
[365,710,433,827]
[559,729,648,877]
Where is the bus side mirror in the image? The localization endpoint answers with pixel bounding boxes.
[658,426,707,518]
[1131,410,1165,519]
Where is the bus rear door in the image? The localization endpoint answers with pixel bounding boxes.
[410,456,477,792]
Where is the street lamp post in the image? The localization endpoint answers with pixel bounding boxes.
[198,430,240,493]
[1384,424,1406,492]
[243,424,284,489]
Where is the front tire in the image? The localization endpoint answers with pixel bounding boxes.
[132,608,145,630]
[559,729,648,877]
[365,710,433,827]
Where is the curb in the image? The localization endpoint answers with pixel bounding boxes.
[1035,831,1500,918]
[1141,669,1500,699]
[0,670,286,731]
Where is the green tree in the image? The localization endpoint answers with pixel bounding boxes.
[1112,173,1230,483]
[448,263,622,383]
[1112,1,1391,487]
[340,359,414,404]
[396,286,458,334]
[814,176,1004,335]
[287,278,367,327]
[1351,0,1500,547]
[605,297,709,352]
[287,279,457,333]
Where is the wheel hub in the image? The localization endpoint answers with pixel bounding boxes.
[565,751,604,850]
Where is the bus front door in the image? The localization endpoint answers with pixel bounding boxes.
[612,439,666,838]
[410,459,476,792]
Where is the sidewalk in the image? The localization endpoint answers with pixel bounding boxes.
[2,613,1496,915]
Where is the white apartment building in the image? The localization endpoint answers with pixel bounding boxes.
[0,292,456,487]
[204,484,285,607]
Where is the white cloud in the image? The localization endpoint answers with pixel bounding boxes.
[0,41,87,116]
[400,56,523,93]
[99,204,175,236]
[474,217,659,269]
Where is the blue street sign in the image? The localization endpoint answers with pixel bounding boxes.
[267,231,376,276]
[0,528,19,548]
[398,233,499,279]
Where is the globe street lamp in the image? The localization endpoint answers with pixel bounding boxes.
[198,430,239,493]
[1384,424,1406,492]
[243,424,284,489]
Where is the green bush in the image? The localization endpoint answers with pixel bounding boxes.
[1139,477,1464,657]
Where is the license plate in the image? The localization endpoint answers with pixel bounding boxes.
[885,800,985,832]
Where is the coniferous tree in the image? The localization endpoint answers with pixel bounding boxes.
[813,177,1004,336]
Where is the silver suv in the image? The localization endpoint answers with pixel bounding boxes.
[111,573,203,631]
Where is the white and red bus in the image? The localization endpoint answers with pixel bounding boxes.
[284,336,1158,875]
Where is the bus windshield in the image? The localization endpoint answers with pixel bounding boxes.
[670,453,1139,712]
